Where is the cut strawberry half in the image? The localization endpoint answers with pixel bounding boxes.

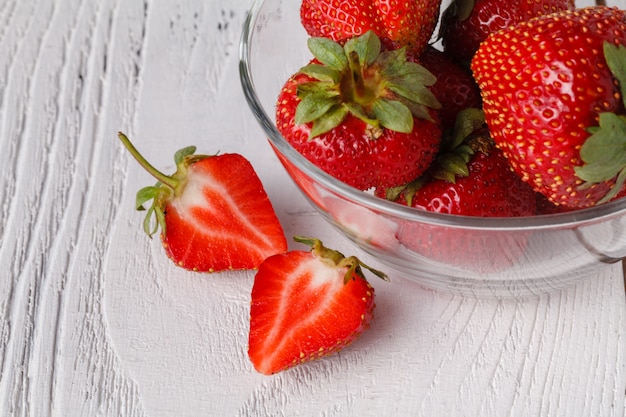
[248,236,388,375]
[118,132,287,272]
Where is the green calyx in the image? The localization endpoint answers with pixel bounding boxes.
[293,236,389,284]
[432,107,487,182]
[574,42,626,204]
[450,0,476,21]
[118,132,207,238]
[295,30,441,139]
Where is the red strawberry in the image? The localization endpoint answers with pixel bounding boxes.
[118,132,288,272]
[248,236,387,375]
[381,109,537,217]
[300,0,384,42]
[373,0,443,54]
[471,6,626,208]
[439,0,575,64]
[300,0,442,54]
[407,146,536,216]
[382,110,536,273]
[419,45,482,129]
[276,31,442,191]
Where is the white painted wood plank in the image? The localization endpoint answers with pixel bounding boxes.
[0,0,623,416]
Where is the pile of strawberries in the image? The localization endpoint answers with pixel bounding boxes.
[276,0,626,216]
[119,0,626,378]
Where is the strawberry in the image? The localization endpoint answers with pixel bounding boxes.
[276,31,442,191]
[118,132,288,272]
[439,0,575,64]
[418,45,482,129]
[300,0,442,54]
[248,236,387,375]
[407,145,536,216]
[471,6,626,208]
[383,110,536,272]
[381,109,537,217]
[300,0,384,43]
[373,0,443,54]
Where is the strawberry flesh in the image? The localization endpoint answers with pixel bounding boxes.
[162,154,288,271]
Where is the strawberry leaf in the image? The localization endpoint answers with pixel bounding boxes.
[382,59,437,87]
[597,167,626,204]
[310,105,349,138]
[372,98,413,133]
[344,30,381,66]
[295,94,340,124]
[343,103,380,127]
[307,37,348,71]
[576,112,626,184]
[136,185,160,210]
[299,64,342,83]
[449,108,486,150]
[174,146,196,165]
[136,186,168,238]
[604,42,626,108]
[442,152,471,175]
[403,100,435,122]
[296,81,339,98]
[455,0,476,21]
[388,83,441,110]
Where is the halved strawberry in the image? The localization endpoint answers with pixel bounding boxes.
[248,236,387,375]
[118,132,287,272]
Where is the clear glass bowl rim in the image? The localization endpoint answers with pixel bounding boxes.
[238,0,626,232]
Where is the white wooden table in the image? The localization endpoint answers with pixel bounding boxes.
[0,0,624,416]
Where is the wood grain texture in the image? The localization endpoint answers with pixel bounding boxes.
[0,0,624,416]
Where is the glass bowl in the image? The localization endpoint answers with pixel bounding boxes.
[239,0,626,297]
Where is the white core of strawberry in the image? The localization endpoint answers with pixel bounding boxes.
[170,166,278,253]
[175,169,222,210]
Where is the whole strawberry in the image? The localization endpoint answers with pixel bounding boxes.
[248,236,387,375]
[471,6,626,208]
[381,109,537,217]
[419,45,482,129]
[118,132,288,272]
[440,0,575,64]
[408,146,536,216]
[300,0,442,54]
[386,110,536,273]
[276,31,442,191]
[300,0,383,43]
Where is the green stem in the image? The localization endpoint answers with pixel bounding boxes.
[118,132,178,189]
[347,50,366,102]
